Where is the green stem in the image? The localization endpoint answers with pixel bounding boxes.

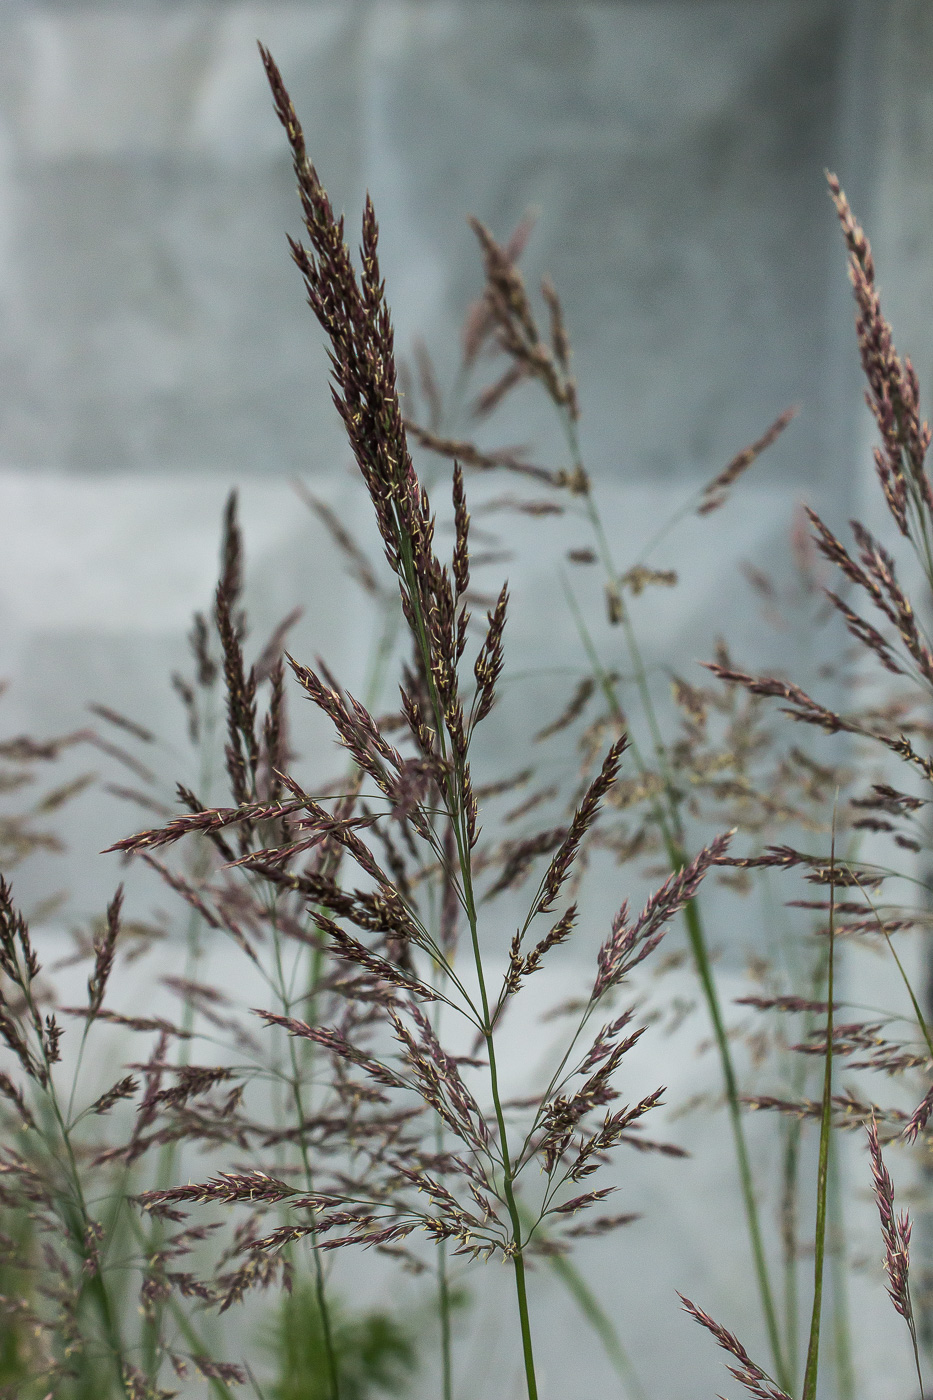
[39,1086,127,1391]
[827,1139,855,1400]
[142,692,219,1380]
[565,570,787,1386]
[268,903,341,1400]
[398,539,539,1400]
[869,890,933,1061]
[580,492,674,787]
[124,1210,235,1400]
[780,1114,801,1391]
[432,963,454,1400]
[16,955,128,1393]
[557,418,789,1389]
[464,859,538,1396]
[451,840,539,1395]
[510,1246,538,1400]
[437,1239,453,1400]
[679,887,787,1389]
[801,836,836,1400]
[779,943,828,1393]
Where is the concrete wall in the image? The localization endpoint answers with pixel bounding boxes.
[0,0,879,895]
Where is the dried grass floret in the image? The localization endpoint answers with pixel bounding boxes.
[697,407,797,516]
[680,1295,792,1400]
[594,832,732,998]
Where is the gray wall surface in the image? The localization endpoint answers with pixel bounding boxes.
[0,1,884,887]
[0,2,866,483]
[0,4,930,1398]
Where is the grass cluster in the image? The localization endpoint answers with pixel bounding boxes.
[0,44,931,1400]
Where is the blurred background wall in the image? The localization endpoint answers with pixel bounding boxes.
[0,2,930,1397]
[0,0,897,888]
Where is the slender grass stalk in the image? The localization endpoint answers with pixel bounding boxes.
[561,563,788,1389]
[514,1184,644,1396]
[455,793,540,1400]
[849,872,932,1397]
[777,938,831,1395]
[828,1139,855,1400]
[376,442,457,1400]
[23,1088,125,1394]
[123,1212,235,1400]
[433,239,796,1383]
[568,422,792,1387]
[265,892,341,1400]
[681,890,788,1387]
[780,1110,801,1390]
[431,959,455,1400]
[801,822,837,1400]
[866,885,933,1062]
[394,521,540,1398]
[141,685,220,1382]
[436,1238,453,1400]
[13,954,129,1394]
[808,882,854,1400]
